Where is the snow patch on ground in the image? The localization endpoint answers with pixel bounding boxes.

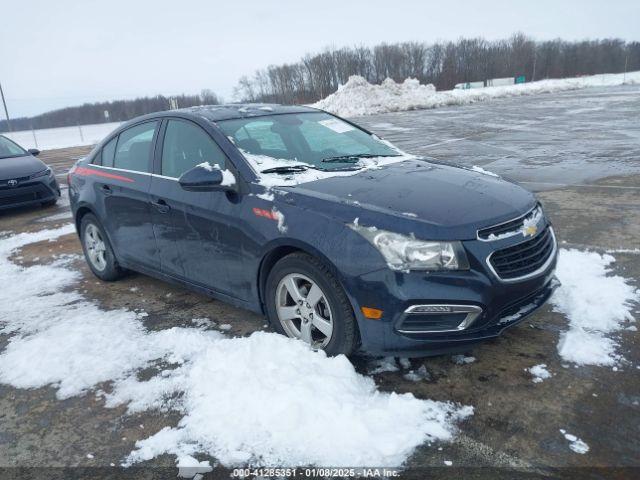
[552,249,639,366]
[403,365,430,382]
[36,211,73,223]
[4,121,122,150]
[559,429,589,454]
[0,227,472,468]
[451,355,476,365]
[527,364,552,383]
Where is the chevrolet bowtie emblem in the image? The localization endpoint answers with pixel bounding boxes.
[524,225,538,237]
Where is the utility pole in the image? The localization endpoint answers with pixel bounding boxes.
[532,52,537,82]
[0,81,12,132]
[624,53,629,83]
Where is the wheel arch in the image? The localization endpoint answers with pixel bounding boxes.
[257,241,348,315]
[75,205,96,237]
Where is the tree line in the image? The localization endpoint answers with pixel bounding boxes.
[233,34,640,104]
[0,90,219,133]
[3,34,639,132]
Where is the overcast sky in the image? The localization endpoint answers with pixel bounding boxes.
[1,0,638,118]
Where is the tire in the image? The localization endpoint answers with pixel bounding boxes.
[265,252,358,356]
[80,213,125,281]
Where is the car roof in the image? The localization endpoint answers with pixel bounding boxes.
[180,103,320,122]
[118,104,321,129]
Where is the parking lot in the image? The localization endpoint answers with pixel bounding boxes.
[1,86,639,478]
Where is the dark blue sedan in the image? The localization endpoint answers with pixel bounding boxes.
[68,105,558,357]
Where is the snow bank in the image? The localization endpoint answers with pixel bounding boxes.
[312,72,640,117]
[0,227,472,468]
[552,249,639,366]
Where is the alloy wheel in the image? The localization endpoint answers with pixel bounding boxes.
[275,273,334,348]
[84,223,107,271]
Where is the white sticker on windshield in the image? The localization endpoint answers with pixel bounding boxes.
[319,119,355,133]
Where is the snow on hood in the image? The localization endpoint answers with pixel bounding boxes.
[312,72,640,118]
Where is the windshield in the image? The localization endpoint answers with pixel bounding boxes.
[0,135,28,159]
[217,112,400,172]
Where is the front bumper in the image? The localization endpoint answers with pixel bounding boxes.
[347,232,559,357]
[0,176,60,211]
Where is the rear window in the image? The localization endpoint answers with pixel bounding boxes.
[113,122,158,172]
[100,137,117,167]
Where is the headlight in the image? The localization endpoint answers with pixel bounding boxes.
[350,222,469,271]
[29,167,52,179]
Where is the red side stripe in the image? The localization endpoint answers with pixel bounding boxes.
[75,166,135,183]
[252,207,277,220]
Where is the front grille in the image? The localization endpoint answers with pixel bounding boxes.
[478,205,542,241]
[0,184,52,206]
[0,175,30,190]
[489,227,555,280]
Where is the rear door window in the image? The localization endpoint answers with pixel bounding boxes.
[100,137,117,167]
[113,121,158,172]
[161,120,227,178]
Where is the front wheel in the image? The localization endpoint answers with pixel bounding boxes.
[265,252,358,356]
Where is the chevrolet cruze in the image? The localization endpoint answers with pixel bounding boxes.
[0,135,60,210]
[68,105,558,356]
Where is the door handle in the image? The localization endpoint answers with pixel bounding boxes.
[100,184,113,196]
[151,198,170,214]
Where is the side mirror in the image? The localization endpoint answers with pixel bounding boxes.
[178,163,236,192]
[28,148,40,157]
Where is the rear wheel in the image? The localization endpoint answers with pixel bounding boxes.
[265,252,358,356]
[80,214,125,281]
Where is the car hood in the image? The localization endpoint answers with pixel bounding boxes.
[282,159,537,240]
[0,155,47,179]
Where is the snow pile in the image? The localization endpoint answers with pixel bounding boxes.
[124,333,472,467]
[313,72,640,117]
[0,227,472,468]
[527,364,552,383]
[313,76,436,117]
[552,249,639,366]
[559,429,589,454]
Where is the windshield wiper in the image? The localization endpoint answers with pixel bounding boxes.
[322,153,400,163]
[260,165,310,174]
